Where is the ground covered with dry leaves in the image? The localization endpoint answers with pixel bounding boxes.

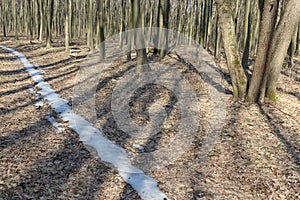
[0,38,299,200]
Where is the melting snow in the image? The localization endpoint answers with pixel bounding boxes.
[0,45,169,200]
[133,144,145,152]
[45,116,64,133]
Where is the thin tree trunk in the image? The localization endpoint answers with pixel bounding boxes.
[46,0,54,48]
[242,0,251,69]
[65,0,72,52]
[87,0,94,49]
[214,15,221,58]
[2,0,7,37]
[287,26,298,67]
[38,0,44,41]
[13,0,18,39]
[242,15,251,69]
[96,0,105,58]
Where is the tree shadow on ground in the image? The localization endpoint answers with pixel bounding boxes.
[258,104,300,169]
[0,127,112,199]
[277,87,300,100]
[172,53,233,95]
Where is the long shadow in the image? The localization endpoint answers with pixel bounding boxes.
[281,70,300,83]
[0,97,40,115]
[258,105,300,169]
[96,64,135,91]
[0,82,32,96]
[277,87,300,100]
[0,128,111,199]
[26,48,65,60]
[12,44,41,53]
[97,55,206,198]
[0,68,27,76]
[99,74,176,199]
[0,74,31,84]
[173,53,233,95]
[0,55,16,61]
[0,44,115,199]
[44,65,79,82]
[0,118,48,152]
[38,57,75,70]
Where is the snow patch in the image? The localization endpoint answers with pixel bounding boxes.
[45,116,64,133]
[133,144,145,152]
[34,101,44,107]
[0,45,169,200]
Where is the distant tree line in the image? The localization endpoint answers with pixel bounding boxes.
[0,0,299,103]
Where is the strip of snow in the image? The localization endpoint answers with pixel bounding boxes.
[0,45,169,200]
[45,116,64,133]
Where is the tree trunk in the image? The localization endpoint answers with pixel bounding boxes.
[38,0,44,41]
[46,0,54,48]
[246,0,279,102]
[87,0,94,49]
[287,26,298,68]
[215,0,248,98]
[65,0,72,52]
[260,0,300,102]
[241,0,251,69]
[2,0,7,37]
[158,0,170,58]
[131,0,150,72]
[13,0,18,39]
[96,0,105,58]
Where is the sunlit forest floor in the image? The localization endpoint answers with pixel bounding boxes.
[0,38,299,199]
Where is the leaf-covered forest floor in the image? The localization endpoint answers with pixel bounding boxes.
[0,38,299,199]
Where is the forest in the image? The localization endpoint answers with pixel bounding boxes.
[0,0,299,199]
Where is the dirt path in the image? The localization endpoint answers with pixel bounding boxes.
[1,39,300,199]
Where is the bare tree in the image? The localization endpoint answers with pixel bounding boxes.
[215,0,248,98]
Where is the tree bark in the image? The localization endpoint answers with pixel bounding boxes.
[131,0,150,72]
[87,0,94,49]
[287,26,298,68]
[215,0,248,98]
[260,0,300,102]
[246,0,279,102]
[158,0,170,58]
[13,0,18,39]
[46,0,54,48]
[96,0,105,58]
[65,0,72,52]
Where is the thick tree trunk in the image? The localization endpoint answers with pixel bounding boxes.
[260,0,300,102]
[246,0,279,102]
[215,0,248,98]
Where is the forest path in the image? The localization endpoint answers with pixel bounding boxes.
[1,39,300,200]
[0,45,170,200]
